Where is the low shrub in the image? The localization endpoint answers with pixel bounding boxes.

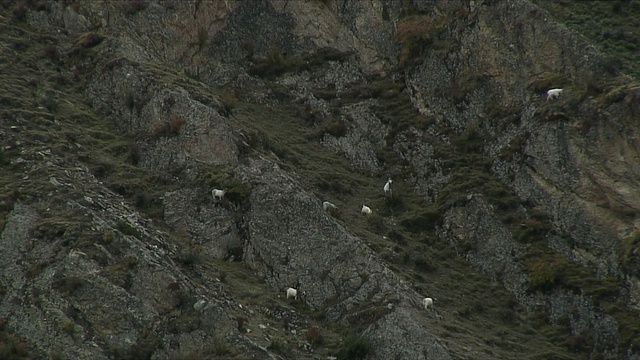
[124,0,147,15]
[62,321,75,335]
[211,335,230,355]
[219,92,238,117]
[53,275,84,295]
[528,254,567,292]
[320,118,348,138]
[151,115,186,138]
[336,335,372,360]
[177,244,203,266]
[236,316,247,333]
[116,221,141,238]
[303,327,324,346]
[77,33,104,48]
[267,339,292,356]
[12,3,27,21]
[43,45,58,60]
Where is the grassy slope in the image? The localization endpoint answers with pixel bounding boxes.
[229,71,583,358]
[0,12,341,360]
[1,0,639,359]
[533,0,640,79]
[0,15,582,357]
[236,0,640,356]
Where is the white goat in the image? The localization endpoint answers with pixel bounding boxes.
[286,287,298,300]
[211,188,226,201]
[423,297,434,310]
[361,204,372,215]
[323,201,338,211]
[383,179,393,196]
[546,88,563,101]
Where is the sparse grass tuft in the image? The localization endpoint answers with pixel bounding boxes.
[116,221,140,237]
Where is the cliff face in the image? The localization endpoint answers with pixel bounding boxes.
[1,0,640,359]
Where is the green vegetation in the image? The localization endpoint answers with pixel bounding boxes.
[533,0,640,79]
[52,275,84,295]
[116,221,141,238]
[62,321,75,335]
[176,242,204,266]
[211,335,231,356]
[528,255,568,292]
[336,335,372,360]
[248,46,351,79]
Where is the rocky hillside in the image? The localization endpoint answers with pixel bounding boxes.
[1,0,639,359]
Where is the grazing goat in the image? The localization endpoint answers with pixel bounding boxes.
[286,287,298,300]
[361,204,372,215]
[546,88,563,101]
[211,188,226,201]
[383,179,393,196]
[323,201,338,211]
[423,297,434,310]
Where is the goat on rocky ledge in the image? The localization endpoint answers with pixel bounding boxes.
[383,178,393,196]
[211,188,226,201]
[286,287,298,300]
[423,297,434,310]
[546,88,563,100]
[323,201,338,211]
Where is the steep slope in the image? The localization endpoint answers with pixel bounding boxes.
[1,1,640,360]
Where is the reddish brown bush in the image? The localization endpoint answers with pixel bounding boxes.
[303,327,324,346]
[151,115,186,138]
[169,115,186,134]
